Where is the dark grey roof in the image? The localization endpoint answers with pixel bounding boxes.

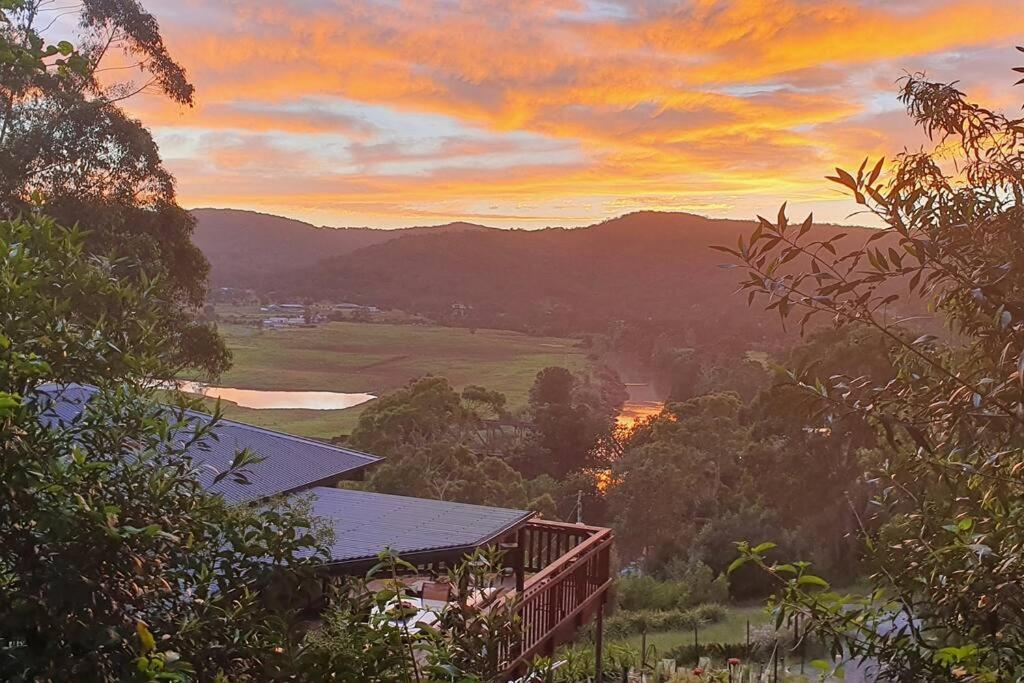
[308,487,533,566]
[36,384,380,503]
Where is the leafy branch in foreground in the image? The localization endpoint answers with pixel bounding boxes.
[724,48,1024,681]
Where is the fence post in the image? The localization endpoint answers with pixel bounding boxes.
[797,613,804,675]
[746,619,750,659]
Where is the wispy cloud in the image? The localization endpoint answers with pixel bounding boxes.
[121,0,1024,227]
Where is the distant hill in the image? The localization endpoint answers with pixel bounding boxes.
[191,208,492,287]
[256,211,889,345]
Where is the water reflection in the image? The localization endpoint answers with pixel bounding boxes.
[616,400,665,431]
[178,382,376,411]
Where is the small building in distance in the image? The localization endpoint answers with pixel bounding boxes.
[333,302,380,314]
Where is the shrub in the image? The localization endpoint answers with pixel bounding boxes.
[617,575,689,611]
[604,605,726,639]
[617,563,729,612]
[659,559,730,606]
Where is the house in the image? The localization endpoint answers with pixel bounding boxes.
[262,316,310,329]
[37,384,613,678]
[333,302,380,314]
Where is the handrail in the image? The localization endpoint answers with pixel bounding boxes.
[493,520,614,676]
[519,527,611,597]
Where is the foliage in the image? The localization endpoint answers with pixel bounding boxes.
[609,393,755,560]
[0,0,227,375]
[522,366,619,479]
[350,372,617,520]
[604,605,727,640]
[616,567,728,613]
[348,376,539,510]
[0,215,327,680]
[725,50,1024,679]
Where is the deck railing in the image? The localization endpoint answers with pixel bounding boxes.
[497,519,613,676]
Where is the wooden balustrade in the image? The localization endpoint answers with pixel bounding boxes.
[495,519,614,677]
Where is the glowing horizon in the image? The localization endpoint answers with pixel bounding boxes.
[119,0,1024,229]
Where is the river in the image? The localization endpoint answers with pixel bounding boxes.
[606,353,670,430]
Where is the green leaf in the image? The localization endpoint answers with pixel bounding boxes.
[727,556,749,575]
[797,574,830,589]
[752,541,777,554]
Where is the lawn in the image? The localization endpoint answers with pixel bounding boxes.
[184,320,591,439]
[617,604,770,655]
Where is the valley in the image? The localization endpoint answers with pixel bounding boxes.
[183,317,594,439]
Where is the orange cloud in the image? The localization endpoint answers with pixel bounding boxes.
[108,0,1024,227]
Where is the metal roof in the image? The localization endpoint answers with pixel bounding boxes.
[35,384,380,503]
[308,487,533,567]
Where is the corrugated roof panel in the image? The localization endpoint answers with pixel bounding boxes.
[35,384,380,503]
[308,487,532,564]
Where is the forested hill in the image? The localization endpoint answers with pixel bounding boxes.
[191,208,493,287]
[261,211,884,344]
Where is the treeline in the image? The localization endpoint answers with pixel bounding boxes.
[197,209,888,346]
[340,323,899,602]
[338,365,626,524]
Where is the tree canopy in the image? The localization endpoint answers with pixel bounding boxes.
[0,215,325,680]
[0,0,227,376]
[728,50,1024,679]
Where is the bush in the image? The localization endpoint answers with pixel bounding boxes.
[617,563,728,612]
[604,605,726,639]
[691,603,726,623]
[660,559,730,605]
[617,576,688,611]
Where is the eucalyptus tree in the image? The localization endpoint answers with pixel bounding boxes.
[0,0,227,375]
[727,50,1024,679]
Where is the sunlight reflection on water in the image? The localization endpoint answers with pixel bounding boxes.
[178,382,376,411]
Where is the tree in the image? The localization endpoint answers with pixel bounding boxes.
[727,51,1024,679]
[609,393,754,563]
[523,367,617,479]
[0,215,328,680]
[0,0,227,376]
[741,326,896,579]
[349,376,543,511]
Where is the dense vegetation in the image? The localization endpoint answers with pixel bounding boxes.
[344,367,624,523]
[0,0,227,376]
[727,55,1024,679]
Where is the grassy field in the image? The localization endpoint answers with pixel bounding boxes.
[185,320,591,439]
[616,604,770,654]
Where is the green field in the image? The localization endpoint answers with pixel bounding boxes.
[185,320,591,439]
[616,604,770,654]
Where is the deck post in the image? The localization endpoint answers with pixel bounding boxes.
[515,527,526,593]
[594,601,604,682]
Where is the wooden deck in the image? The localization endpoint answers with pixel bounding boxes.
[496,519,614,677]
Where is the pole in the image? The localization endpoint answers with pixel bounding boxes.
[694,624,699,666]
[746,619,750,659]
[797,613,804,675]
[595,603,604,683]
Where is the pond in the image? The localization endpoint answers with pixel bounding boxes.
[177,382,376,411]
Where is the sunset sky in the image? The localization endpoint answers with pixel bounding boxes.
[118,0,1024,228]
